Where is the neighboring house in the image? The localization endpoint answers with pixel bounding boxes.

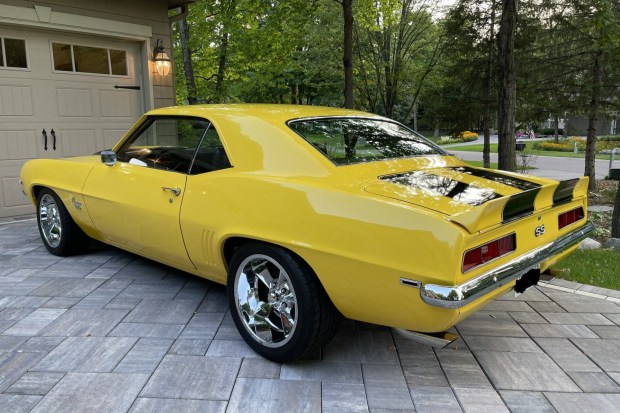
[0,0,192,218]
[541,115,617,137]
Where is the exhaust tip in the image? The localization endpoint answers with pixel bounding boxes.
[393,328,460,348]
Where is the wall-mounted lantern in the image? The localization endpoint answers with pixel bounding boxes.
[153,38,171,76]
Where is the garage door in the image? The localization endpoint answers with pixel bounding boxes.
[0,26,143,218]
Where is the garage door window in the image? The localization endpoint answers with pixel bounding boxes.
[52,42,127,76]
[0,37,28,69]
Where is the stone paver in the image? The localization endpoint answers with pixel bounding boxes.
[2,219,620,412]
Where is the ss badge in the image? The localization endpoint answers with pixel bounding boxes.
[534,224,545,237]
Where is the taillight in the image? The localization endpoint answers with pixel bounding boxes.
[462,233,516,273]
[558,207,584,230]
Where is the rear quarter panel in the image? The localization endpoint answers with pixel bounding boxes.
[180,170,467,331]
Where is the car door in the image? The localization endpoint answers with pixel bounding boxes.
[82,116,211,270]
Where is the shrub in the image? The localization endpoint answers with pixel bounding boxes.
[437,132,478,145]
[532,137,586,152]
[541,128,564,136]
[534,142,573,152]
[460,131,478,140]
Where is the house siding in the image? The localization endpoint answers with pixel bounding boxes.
[0,0,175,108]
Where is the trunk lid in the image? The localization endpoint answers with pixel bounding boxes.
[363,165,588,233]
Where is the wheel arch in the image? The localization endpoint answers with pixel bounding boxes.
[223,236,314,275]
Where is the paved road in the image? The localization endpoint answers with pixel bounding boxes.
[2,219,620,412]
[449,150,611,181]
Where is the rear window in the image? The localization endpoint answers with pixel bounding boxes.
[288,117,446,165]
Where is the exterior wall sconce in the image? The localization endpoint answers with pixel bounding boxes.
[153,38,171,76]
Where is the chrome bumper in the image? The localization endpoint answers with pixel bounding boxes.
[420,221,595,309]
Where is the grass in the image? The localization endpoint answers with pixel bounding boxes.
[464,160,498,168]
[550,250,620,291]
[549,180,619,290]
[448,142,613,160]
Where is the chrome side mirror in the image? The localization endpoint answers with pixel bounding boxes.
[101,150,117,166]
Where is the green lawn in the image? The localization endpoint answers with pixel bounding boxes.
[550,249,620,290]
[464,160,498,168]
[447,142,613,160]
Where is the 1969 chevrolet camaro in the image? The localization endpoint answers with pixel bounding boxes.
[20,104,593,361]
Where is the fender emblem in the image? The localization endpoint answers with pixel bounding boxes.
[72,197,82,210]
[534,224,545,237]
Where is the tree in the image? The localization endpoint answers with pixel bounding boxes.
[482,1,497,168]
[336,0,355,108]
[353,0,444,122]
[178,14,198,104]
[497,0,517,172]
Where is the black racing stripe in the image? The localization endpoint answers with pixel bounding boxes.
[449,166,541,191]
[380,171,500,206]
[503,187,541,222]
[553,178,579,205]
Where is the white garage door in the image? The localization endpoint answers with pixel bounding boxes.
[0,26,144,218]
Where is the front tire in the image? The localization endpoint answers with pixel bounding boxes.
[37,188,89,256]
[227,243,340,362]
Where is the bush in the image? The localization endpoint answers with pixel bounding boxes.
[460,131,478,140]
[541,128,564,136]
[437,131,478,145]
[599,135,620,142]
[533,137,586,152]
[534,142,573,152]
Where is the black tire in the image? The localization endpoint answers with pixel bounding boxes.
[227,242,340,362]
[36,188,89,256]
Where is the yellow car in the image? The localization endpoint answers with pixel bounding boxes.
[20,104,593,362]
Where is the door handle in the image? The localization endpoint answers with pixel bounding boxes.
[42,129,48,151]
[161,187,181,196]
[50,129,57,151]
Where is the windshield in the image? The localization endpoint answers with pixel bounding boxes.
[288,117,447,165]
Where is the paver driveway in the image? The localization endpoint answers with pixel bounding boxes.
[2,218,620,413]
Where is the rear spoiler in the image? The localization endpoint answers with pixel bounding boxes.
[450,176,589,233]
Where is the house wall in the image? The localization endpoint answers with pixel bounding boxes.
[0,0,175,108]
[0,0,179,217]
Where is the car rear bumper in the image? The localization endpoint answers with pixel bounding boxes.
[420,221,595,309]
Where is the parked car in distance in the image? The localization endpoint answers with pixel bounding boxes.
[20,104,593,362]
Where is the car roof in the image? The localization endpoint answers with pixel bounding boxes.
[145,103,385,124]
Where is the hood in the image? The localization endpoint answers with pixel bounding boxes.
[364,166,588,233]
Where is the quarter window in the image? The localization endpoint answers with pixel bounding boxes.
[0,37,28,69]
[52,42,127,76]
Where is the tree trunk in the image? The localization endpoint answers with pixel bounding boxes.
[483,2,496,169]
[585,49,603,191]
[497,0,517,172]
[413,100,418,132]
[434,122,439,137]
[343,0,354,109]
[554,115,559,143]
[179,17,197,105]
[382,28,394,118]
[215,31,229,102]
[612,180,620,238]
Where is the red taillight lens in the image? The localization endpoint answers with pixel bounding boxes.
[462,233,516,273]
[558,207,584,230]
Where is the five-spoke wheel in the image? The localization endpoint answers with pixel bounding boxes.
[38,193,63,249]
[36,188,89,256]
[227,243,340,362]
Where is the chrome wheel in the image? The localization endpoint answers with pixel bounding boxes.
[234,254,298,348]
[39,193,62,248]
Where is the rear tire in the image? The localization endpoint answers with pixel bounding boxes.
[37,188,89,256]
[227,242,340,362]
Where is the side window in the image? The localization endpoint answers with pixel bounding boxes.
[189,125,232,175]
[116,117,231,175]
